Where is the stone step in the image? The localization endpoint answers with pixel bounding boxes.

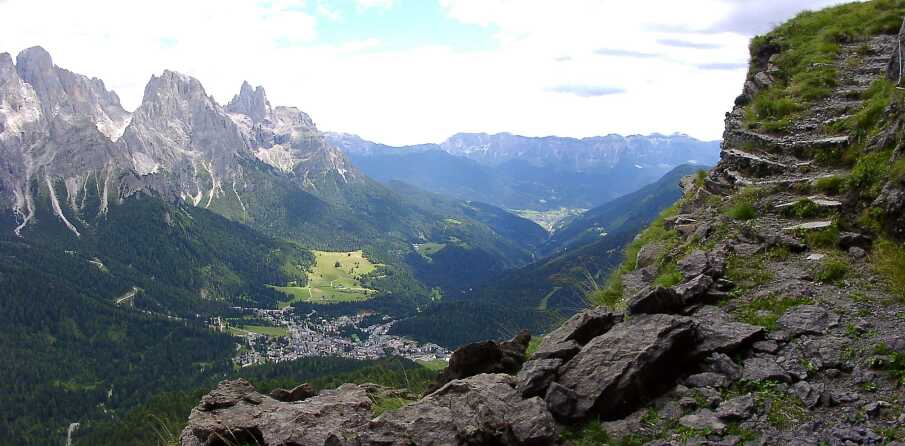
[774,196,843,211]
[812,100,863,116]
[833,87,868,100]
[721,149,788,178]
[853,63,890,77]
[782,221,833,231]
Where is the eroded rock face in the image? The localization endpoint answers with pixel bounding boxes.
[546,314,698,421]
[180,379,374,446]
[362,374,557,446]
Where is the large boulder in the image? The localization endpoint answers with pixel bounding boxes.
[545,314,698,421]
[180,379,374,446]
[361,374,557,446]
[426,330,531,394]
[533,309,623,361]
[626,286,683,315]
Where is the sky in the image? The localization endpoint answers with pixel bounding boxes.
[0,0,853,145]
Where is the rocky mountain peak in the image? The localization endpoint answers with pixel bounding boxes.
[226,80,271,123]
[0,52,15,74]
[15,46,64,117]
[8,46,130,141]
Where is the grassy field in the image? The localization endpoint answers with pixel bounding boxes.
[414,242,447,258]
[229,325,289,337]
[273,250,379,306]
[416,359,449,371]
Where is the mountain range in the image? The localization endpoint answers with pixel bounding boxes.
[327,132,719,211]
[0,45,711,446]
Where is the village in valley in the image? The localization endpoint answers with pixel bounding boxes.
[214,308,450,368]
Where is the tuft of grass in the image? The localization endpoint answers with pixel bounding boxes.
[846,151,892,200]
[371,396,413,417]
[783,199,823,219]
[654,263,683,287]
[813,175,846,195]
[803,224,839,250]
[727,380,808,429]
[846,79,896,142]
[871,343,905,386]
[873,238,905,302]
[725,187,763,221]
[694,169,708,188]
[559,420,613,446]
[735,295,813,330]
[524,337,542,359]
[816,257,849,284]
[596,204,682,306]
[726,254,774,291]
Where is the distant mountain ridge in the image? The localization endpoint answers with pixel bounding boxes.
[327,132,719,211]
[440,132,718,170]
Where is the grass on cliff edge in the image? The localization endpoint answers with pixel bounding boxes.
[744,0,905,132]
[592,202,681,308]
[873,238,905,302]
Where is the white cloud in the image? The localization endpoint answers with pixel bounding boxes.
[356,0,396,10]
[0,0,854,146]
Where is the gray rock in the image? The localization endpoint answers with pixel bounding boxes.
[636,242,665,268]
[181,379,375,446]
[741,357,791,383]
[693,309,765,356]
[831,426,882,445]
[365,374,557,446]
[626,286,684,315]
[848,246,867,259]
[777,305,840,336]
[802,336,848,371]
[685,372,728,388]
[838,232,872,250]
[792,381,825,408]
[716,394,755,420]
[515,358,562,398]
[427,331,531,394]
[705,353,742,380]
[678,251,726,280]
[268,383,316,402]
[862,400,890,418]
[752,340,780,354]
[547,314,697,421]
[532,340,581,361]
[679,409,726,434]
[533,309,622,361]
[674,274,715,305]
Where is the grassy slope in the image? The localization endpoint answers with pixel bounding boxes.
[274,250,380,305]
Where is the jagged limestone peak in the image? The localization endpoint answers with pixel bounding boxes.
[226,80,271,123]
